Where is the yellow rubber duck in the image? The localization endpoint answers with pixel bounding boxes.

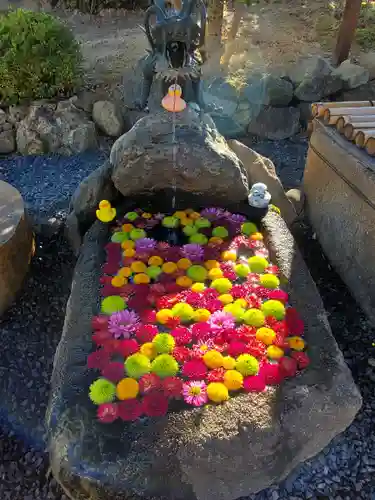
[96,200,116,223]
[162,84,186,112]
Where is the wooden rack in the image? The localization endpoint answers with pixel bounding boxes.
[311,101,375,156]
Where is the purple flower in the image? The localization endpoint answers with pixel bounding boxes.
[182,244,204,261]
[200,207,225,220]
[227,213,247,225]
[108,310,140,339]
[135,237,156,253]
[208,311,235,331]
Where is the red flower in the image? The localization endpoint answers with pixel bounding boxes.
[246,339,266,359]
[205,298,223,313]
[97,403,119,423]
[162,377,183,399]
[185,292,204,308]
[286,308,304,336]
[101,362,125,383]
[182,360,208,380]
[273,333,289,350]
[139,373,162,395]
[265,265,279,275]
[140,310,157,323]
[243,374,266,393]
[203,288,219,299]
[191,322,212,340]
[92,329,112,346]
[171,327,192,345]
[260,363,284,386]
[227,341,247,357]
[102,285,122,297]
[206,368,225,382]
[246,294,262,309]
[116,339,139,357]
[279,357,298,378]
[102,263,119,275]
[231,285,246,299]
[236,325,257,342]
[128,295,149,311]
[173,346,191,363]
[136,324,158,343]
[118,400,143,421]
[102,339,121,355]
[165,316,181,329]
[105,242,121,254]
[142,392,169,417]
[150,283,166,295]
[291,351,310,369]
[99,276,112,285]
[268,289,289,303]
[92,315,109,331]
[87,350,111,370]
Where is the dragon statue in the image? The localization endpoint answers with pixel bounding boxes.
[135,0,207,111]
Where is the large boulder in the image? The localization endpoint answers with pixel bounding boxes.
[46,213,362,500]
[16,100,97,155]
[110,109,249,202]
[247,106,300,140]
[332,60,370,90]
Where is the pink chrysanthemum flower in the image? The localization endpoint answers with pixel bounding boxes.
[182,380,208,406]
[209,311,235,331]
[108,310,141,339]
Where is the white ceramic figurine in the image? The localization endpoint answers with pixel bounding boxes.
[248,182,271,209]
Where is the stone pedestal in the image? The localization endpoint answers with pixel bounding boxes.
[303,119,375,324]
[0,181,34,315]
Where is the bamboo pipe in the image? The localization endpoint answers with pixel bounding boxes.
[354,129,375,148]
[336,114,375,133]
[343,122,375,140]
[324,106,375,124]
[365,137,375,156]
[312,101,372,118]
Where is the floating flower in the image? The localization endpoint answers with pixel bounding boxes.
[108,310,140,339]
[87,350,111,370]
[182,359,208,379]
[235,354,259,376]
[187,265,208,282]
[268,289,289,303]
[89,378,116,405]
[163,376,183,399]
[194,308,211,322]
[136,324,158,343]
[247,256,269,273]
[290,351,309,370]
[260,274,280,289]
[209,311,235,331]
[212,226,229,239]
[287,336,305,351]
[171,303,195,322]
[182,244,204,261]
[261,363,283,385]
[243,373,266,393]
[208,268,223,280]
[148,255,164,266]
[97,403,119,423]
[125,353,151,379]
[101,296,127,315]
[173,346,191,363]
[135,238,156,253]
[211,278,233,294]
[256,327,276,346]
[267,345,284,360]
[151,354,179,379]
[206,382,229,403]
[227,340,247,357]
[162,262,178,274]
[206,367,225,382]
[140,342,158,359]
[183,380,208,406]
[176,276,193,288]
[156,309,173,325]
[116,378,139,400]
[153,333,176,354]
[223,370,243,391]
[171,326,192,345]
[279,357,298,378]
[261,300,286,320]
[118,399,143,421]
[203,350,224,369]
[177,258,192,270]
[191,282,206,293]
[101,362,125,383]
[139,373,161,394]
[142,392,169,417]
[221,250,237,262]
[116,338,139,357]
[200,207,224,220]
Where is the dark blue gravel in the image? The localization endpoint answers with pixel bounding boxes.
[0,151,106,228]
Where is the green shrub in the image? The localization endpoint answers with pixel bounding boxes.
[0,9,83,105]
[356,3,375,50]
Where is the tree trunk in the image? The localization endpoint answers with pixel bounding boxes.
[332,0,362,66]
[206,0,224,47]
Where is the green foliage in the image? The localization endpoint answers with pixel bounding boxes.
[356,4,375,50]
[0,9,82,105]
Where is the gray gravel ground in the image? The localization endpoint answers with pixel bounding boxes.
[1,142,375,500]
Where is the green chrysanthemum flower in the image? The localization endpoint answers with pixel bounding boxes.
[89,378,116,405]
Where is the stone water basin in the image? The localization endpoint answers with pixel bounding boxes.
[46,197,362,500]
